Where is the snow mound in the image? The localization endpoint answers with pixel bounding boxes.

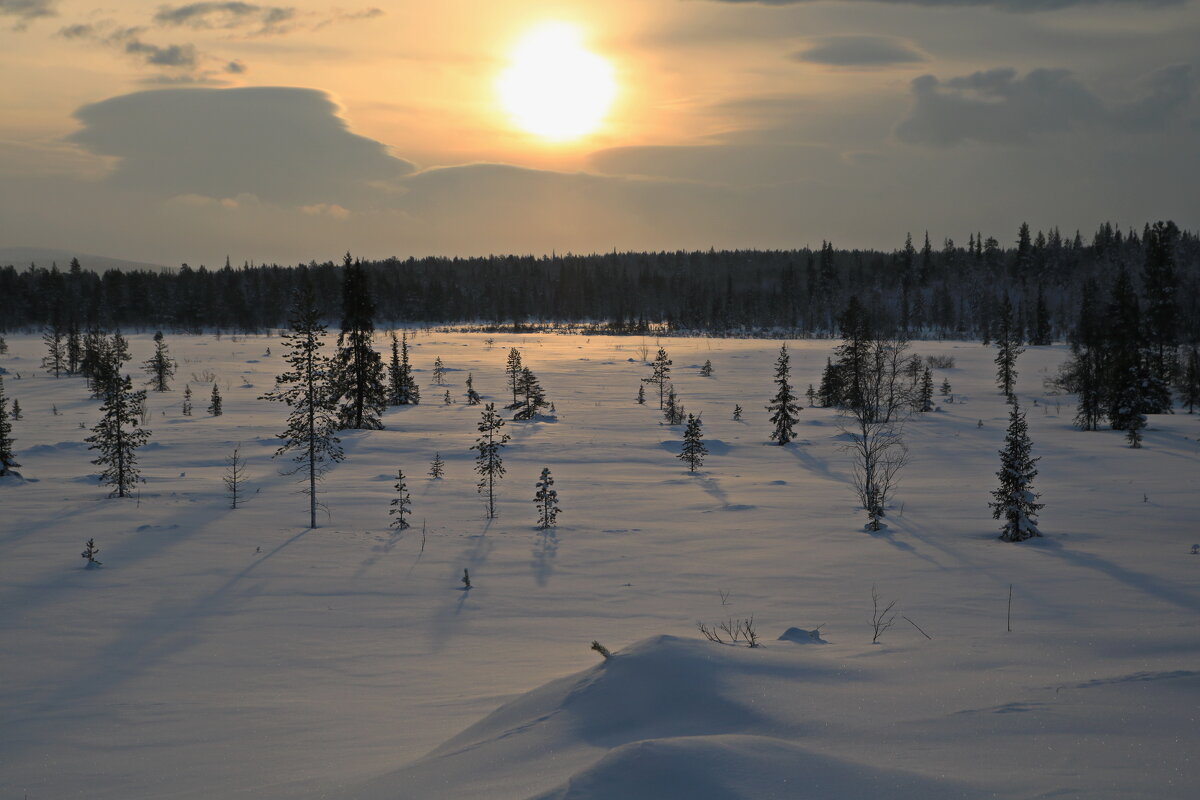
[532,734,964,800]
[778,626,828,645]
[345,635,966,799]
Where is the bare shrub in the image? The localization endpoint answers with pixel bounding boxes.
[925,354,956,369]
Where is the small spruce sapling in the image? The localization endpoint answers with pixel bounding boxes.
[465,373,481,405]
[766,344,801,444]
[472,403,510,518]
[443,389,453,405]
[390,469,412,530]
[919,366,934,412]
[223,445,248,509]
[82,538,102,568]
[733,404,742,421]
[700,359,713,377]
[429,452,445,479]
[461,568,471,589]
[636,383,646,405]
[940,377,952,396]
[433,356,446,385]
[208,383,223,416]
[182,384,193,416]
[989,401,1043,542]
[533,466,561,529]
[11,399,21,421]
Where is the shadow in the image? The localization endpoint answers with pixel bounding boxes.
[1034,540,1200,614]
[785,442,845,484]
[428,520,496,651]
[530,527,560,587]
[694,474,731,507]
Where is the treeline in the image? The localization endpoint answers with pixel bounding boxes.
[2,221,1198,345]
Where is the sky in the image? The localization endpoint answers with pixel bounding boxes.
[1,0,1198,267]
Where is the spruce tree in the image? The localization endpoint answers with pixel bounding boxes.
[806,384,816,407]
[143,331,175,392]
[260,283,344,528]
[989,401,1043,542]
[86,372,150,498]
[1141,221,1180,394]
[700,359,713,377]
[42,326,66,377]
[429,452,445,479]
[66,321,81,375]
[472,403,510,518]
[465,372,481,405]
[1180,347,1199,413]
[918,366,934,412]
[818,358,841,407]
[182,384,193,416]
[636,383,646,404]
[433,357,446,385]
[390,332,420,405]
[663,385,685,425]
[388,332,404,405]
[223,446,247,509]
[766,344,801,443]
[505,348,524,407]
[10,399,20,420]
[332,254,386,429]
[994,296,1024,400]
[1104,268,1159,429]
[679,413,707,472]
[443,389,453,405]
[644,347,672,409]
[733,404,742,420]
[390,469,412,530]
[208,384,223,416]
[513,366,548,420]
[533,466,560,529]
[0,374,20,477]
[81,538,102,567]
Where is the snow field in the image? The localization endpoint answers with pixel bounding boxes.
[1,331,1197,798]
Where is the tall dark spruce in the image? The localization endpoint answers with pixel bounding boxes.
[144,331,176,392]
[0,374,20,477]
[333,254,386,429]
[472,403,510,519]
[989,401,1043,542]
[766,344,801,444]
[86,372,150,498]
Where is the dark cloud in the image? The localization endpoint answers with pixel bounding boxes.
[1,0,55,28]
[153,3,298,35]
[704,0,1184,11]
[124,39,198,67]
[224,59,247,73]
[791,36,925,67]
[67,87,416,205]
[57,22,94,38]
[896,65,1195,146]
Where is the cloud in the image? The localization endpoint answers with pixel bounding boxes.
[791,36,926,67]
[124,38,198,67]
[153,3,298,35]
[67,87,416,205]
[703,0,1184,11]
[0,0,55,25]
[895,65,1195,146]
[225,59,247,73]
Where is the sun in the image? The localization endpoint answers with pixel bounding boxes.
[497,22,616,141]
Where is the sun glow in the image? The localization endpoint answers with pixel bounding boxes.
[497,22,616,141]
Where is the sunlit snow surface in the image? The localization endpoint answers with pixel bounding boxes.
[1,332,1197,799]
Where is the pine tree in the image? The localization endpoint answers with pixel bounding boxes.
[940,377,952,396]
[766,344,801,443]
[918,366,934,412]
[636,383,646,404]
[260,283,344,528]
[390,469,412,530]
[505,348,524,407]
[513,366,549,420]
[81,538,101,567]
[0,374,20,477]
[700,359,713,377]
[208,383,223,416]
[989,401,1043,542]
[465,372,481,405]
[994,296,1024,400]
[143,331,176,391]
[533,467,560,529]
[224,446,247,509]
[643,347,672,409]
[182,384,193,416]
[42,325,66,377]
[332,254,386,429]
[429,452,445,479]
[679,413,707,472]
[432,356,446,385]
[86,373,150,498]
[472,403,510,518]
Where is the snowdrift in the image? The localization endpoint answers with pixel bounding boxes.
[345,635,968,799]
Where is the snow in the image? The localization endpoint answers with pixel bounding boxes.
[1,332,1198,799]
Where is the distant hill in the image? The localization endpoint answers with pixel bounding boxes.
[0,247,171,273]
